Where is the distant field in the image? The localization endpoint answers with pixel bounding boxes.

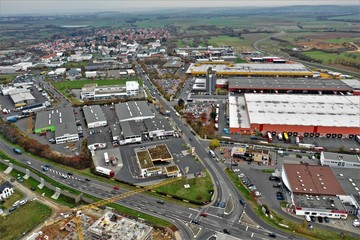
[324,37,360,44]
[208,33,272,51]
[0,201,52,240]
[52,78,140,90]
[0,74,17,84]
[303,50,360,64]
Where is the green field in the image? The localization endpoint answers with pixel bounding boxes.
[303,50,360,64]
[52,78,141,90]
[324,37,360,44]
[0,201,52,240]
[155,173,214,203]
[0,74,17,84]
[64,61,91,68]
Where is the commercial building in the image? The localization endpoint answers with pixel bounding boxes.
[35,107,79,144]
[282,163,348,219]
[228,77,354,95]
[228,94,360,137]
[80,81,139,100]
[87,210,152,240]
[67,54,92,62]
[119,121,143,145]
[320,152,360,169]
[186,62,313,77]
[115,101,154,122]
[83,105,108,129]
[192,78,206,91]
[87,134,107,151]
[8,87,35,105]
[144,118,174,138]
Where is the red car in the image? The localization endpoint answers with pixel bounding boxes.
[200,212,208,217]
[113,186,119,190]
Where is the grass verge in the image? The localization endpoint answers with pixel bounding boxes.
[0,200,52,240]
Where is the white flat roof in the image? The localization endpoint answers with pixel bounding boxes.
[242,94,360,127]
[187,63,311,74]
[229,95,250,129]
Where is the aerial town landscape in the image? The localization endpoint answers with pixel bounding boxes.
[0,1,359,240]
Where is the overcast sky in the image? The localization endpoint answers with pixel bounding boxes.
[1,0,357,15]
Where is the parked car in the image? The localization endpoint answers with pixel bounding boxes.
[318,216,323,223]
[113,186,119,190]
[353,219,360,227]
[19,199,28,205]
[269,176,280,181]
[273,183,281,188]
[8,206,17,212]
[305,215,311,222]
[30,186,36,191]
[276,192,285,200]
[221,201,226,208]
[214,201,220,207]
[324,217,330,223]
[310,216,316,222]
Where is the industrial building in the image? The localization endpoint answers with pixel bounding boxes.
[87,210,152,240]
[35,107,79,144]
[282,163,349,219]
[87,134,107,151]
[186,62,313,77]
[143,118,174,138]
[119,121,144,145]
[83,105,108,129]
[80,81,139,100]
[228,94,360,137]
[320,152,360,169]
[115,101,154,122]
[228,78,354,95]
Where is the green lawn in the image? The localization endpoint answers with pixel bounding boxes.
[155,172,214,203]
[64,61,91,68]
[0,74,17,84]
[0,190,24,209]
[52,78,141,90]
[324,37,360,44]
[0,201,52,240]
[208,35,244,48]
[303,50,360,64]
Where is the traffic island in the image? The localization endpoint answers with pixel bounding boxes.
[224,194,234,215]
[186,222,202,238]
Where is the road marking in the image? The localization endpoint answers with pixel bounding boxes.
[251,233,254,238]
[189,213,192,218]
[246,226,249,231]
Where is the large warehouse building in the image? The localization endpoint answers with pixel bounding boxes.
[186,62,313,77]
[228,78,354,95]
[35,106,79,144]
[83,105,108,129]
[229,94,360,137]
[115,101,154,122]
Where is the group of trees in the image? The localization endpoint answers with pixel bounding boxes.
[184,111,216,139]
[0,120,92,169]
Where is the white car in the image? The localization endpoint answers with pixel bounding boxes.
[238,173,245,178]
[233,169,240,172]
[353,219,360,227]
[26,161,31,165]
[62,174,68,179]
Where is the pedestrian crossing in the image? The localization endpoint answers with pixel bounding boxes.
[42,166,80,180]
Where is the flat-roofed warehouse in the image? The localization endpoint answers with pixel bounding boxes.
[229,94,360,137]
[115,101,155,122]
[83,105,107,129]
[35,106,79,144]
[186,62,313,77]
[228,78,353,95]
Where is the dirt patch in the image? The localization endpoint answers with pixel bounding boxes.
[303,32,359,40]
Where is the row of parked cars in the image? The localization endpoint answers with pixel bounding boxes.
[9,199,28,213]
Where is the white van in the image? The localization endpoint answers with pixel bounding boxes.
[12,200,20,207]
[353,219,360,227]
[19,199,28,205]
[305,215,311,222]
